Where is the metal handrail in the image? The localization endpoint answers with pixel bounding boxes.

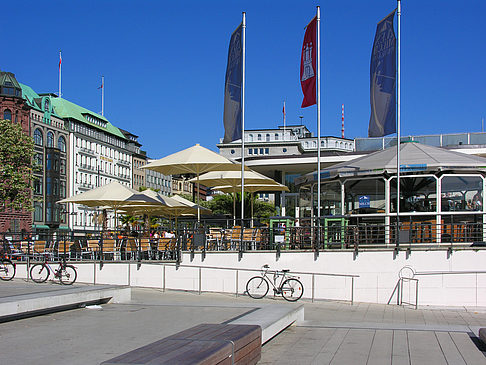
[159,262,359,304]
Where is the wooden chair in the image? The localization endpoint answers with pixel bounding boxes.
[56,241,74,260]
[206,228,222,250]
[101,239,116,260]
[125,238,138,260]
[157,237,176,260]
[86,239,101,260]
[229,226,242,250]
[139,238,152,260]
[242,228,254,250]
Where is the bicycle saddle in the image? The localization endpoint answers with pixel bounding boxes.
[282,269,290,273]
[263,264,269,268]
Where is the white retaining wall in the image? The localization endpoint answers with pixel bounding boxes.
[16,249,486,307]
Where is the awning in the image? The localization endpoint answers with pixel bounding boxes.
[32,224,49,229]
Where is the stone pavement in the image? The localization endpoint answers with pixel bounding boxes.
[1,279,486,364]
[260,301,486,365]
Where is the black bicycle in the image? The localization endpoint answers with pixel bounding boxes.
[30,256,77,285]
[246,264,304,302]
[0,258,15,281]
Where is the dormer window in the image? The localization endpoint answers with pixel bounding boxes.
[44,99,50,112]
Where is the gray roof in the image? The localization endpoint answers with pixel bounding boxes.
[296,142,486,185]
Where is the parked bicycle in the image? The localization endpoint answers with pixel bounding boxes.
[0,258,15,281]
[30,256,77,285]
[246,264,304,302]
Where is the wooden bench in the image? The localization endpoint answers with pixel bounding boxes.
[101,323,261,365]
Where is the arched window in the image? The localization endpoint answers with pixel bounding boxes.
[257,134,262,141]
[3,109,11,121]
[248,134,253,142]
[275,133,279,140]
[44,98,50,112]
[34,129,43,146]
[58,136,66,152]
[47,131,54,147]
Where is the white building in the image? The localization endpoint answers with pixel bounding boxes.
[51,97,132,231]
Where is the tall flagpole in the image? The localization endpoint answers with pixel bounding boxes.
[58,50,62,98]
[101,76,105,116]
[241,12,246,228]
[316,6,321,241]
[396,0,401,243]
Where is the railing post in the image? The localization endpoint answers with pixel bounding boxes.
[415,279,419,309]
[163,264,166,292]
[312,273,315,303]
[351,277,354,304]
[198,267,202,295]
[236,270,239,297]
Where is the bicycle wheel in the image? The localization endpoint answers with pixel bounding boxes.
[246,276,269,299]
[281,278,304,302]
[58,265,77,285]
[0,259,15,281]
[30,263,49,283]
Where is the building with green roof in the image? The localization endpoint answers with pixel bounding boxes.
[47,96,134,231]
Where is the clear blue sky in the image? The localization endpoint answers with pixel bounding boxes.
[3,1,485,158]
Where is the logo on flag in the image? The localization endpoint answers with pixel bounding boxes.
[223,24,243,144]
[368,11,396,137]
[300,17,317,108]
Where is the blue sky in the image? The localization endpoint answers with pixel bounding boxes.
[3,1,485,157]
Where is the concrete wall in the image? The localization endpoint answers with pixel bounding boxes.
[15,249,486,307]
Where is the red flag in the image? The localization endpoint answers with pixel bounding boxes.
[300,17,317,108]
[59,52,62,70]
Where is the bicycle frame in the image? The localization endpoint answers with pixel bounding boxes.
[260,266,294,293]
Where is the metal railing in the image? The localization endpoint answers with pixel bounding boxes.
[2,218,485,265]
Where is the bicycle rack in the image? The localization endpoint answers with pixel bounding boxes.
[388,266,419,309]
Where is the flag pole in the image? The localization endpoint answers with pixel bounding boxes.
[316,6,321,245]
[396,0,401,244]
[241,12,246,229]
[101,76,105,116]
[58,50,62,98]
[283,101,286,138]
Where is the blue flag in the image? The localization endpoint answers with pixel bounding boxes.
[223,24,243,144]
[368,11,396,138]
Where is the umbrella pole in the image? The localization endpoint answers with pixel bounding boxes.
[197,174,201,223]
[251,192,254,228]
[234,192,237,226]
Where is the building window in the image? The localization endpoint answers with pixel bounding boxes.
[257,134,262,141]
[33,177,43,195]
[266,134,270,142]
[253,148,258,155]
[34,129,43,146]
[47,131,54,147]
[259,148,264,154]
[248,149,252,155]
[275,133,279,140]
[3,109,11,121]
[283,148,287,153]
[44,99,50,112]
[34,201,43,222]
[231,149,235,154]
[249,134,253,142]
[58,136,66,152]
[265,148,269,155]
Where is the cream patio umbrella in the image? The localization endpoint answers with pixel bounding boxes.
[57,181,161,229]
[141,144,242,222]
[191,170,282,224]
[212,182,289,226]
[171,194,211,216]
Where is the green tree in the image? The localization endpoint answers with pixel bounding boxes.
[0,119,35,211]
[203,193,276,219]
